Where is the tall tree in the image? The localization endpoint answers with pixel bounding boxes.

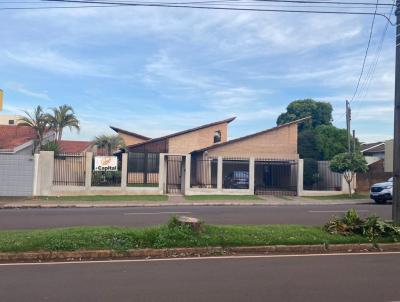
[18,105,48,153]
[94,134,124,156]
[315,125,359,160]
[47,105,80,141]
[277,99,333,130]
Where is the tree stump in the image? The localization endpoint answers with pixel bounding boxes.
[176,216,202,232]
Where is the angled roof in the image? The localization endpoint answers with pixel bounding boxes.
[192,117,309,154]
[110,126,151,141]
[0,125,38,151]
[361,142,385,153]
[58,140,93,153]
[126,117,236,149]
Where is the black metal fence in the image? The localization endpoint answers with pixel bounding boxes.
[53,153,86,186]
[91,156,122,187]
[255,159,298,195]
[304,159,342,191]
[190,156,218,188]
[127,152,159,187]
[222,158,249,189]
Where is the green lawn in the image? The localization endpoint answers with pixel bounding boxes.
[305,194,369,200]
[185,195,261,201]
[0,223,394,253]
[38,195,168,202]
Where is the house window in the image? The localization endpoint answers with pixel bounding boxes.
[214,130,221,143]
[8,120,14,125]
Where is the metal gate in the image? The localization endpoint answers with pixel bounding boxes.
[254,159,298,196]
[166,155,184,194]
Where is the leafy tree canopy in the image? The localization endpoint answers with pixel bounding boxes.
[277,99,333,130]
[330,152,368,196]
[315,125,359,161]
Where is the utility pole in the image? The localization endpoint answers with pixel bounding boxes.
[393,0,400,223]
[352,129,356,153]
[346,100,351,153]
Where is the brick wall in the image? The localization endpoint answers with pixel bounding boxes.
[357,159,392,193]
[168,122,229,154]
[206,123,298,159]
[118,133,148,147]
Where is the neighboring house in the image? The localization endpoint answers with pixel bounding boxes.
[0,115,21,126]
[110,126,151,146]
[0,125,54,154]
[58,140,94,154]
[361,142,385,165]
[0,125,54,197]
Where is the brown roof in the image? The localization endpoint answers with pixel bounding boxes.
[360,142,385,153]
[192,117,309,154]
[0,125,37,151]
[58,140,92,153]
[109,126,151,141]
[126,117,236,149]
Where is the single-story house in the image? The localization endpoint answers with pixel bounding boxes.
[109,117,304,195]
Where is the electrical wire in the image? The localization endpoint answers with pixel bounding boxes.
[349,0,379,104]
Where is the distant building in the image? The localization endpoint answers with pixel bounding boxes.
[0,115,21,126]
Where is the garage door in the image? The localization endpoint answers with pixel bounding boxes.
[0,154,34,196]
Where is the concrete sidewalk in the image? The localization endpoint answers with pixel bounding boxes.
[0,195,372,209]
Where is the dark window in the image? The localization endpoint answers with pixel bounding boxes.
[214,130,221,143]
[8,120,14,125]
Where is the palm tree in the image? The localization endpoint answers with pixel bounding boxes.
[94,134,124,155]
[18,105,49,153]
[47,105,80,141]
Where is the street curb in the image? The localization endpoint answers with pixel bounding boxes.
[0,201,372,209]
[1,243,399,263]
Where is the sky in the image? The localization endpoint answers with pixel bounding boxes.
[0,1,396,143]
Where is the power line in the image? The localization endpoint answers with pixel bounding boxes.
[34,0,395,24]
[349,0,379,104]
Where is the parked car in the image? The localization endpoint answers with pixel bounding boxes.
[370,177,393,204]
[224,171,249,189]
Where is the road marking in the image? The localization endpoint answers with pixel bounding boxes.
[123,211,192,215]
[308,210,370,213]
[1,252,399,267]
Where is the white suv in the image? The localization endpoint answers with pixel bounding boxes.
[370,177,393,204]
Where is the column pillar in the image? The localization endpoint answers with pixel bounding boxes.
[217,156,223,191]
[85,152,93,190]
[297,159,304,196]
[121,153,128,190]
[249,157,255,194]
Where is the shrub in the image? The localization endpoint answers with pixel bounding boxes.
[324,209,400,240]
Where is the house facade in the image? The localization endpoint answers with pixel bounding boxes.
[32,117,308,197]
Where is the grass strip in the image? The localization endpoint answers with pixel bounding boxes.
[185,195,261,201]
[37,195,168,202]
[0,224,394,253]
[305,194,369,200]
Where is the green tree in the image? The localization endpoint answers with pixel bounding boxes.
[277,99,333,130]
[330,152,368,197]
[315,125,359,160]
[47,105,80,141]
[94,134,124,156]
[18,105,49,153]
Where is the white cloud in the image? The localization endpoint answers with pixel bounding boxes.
[6,82,50,101]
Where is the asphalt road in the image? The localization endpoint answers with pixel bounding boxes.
[0,204,391,229]
[1,253,399,302]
